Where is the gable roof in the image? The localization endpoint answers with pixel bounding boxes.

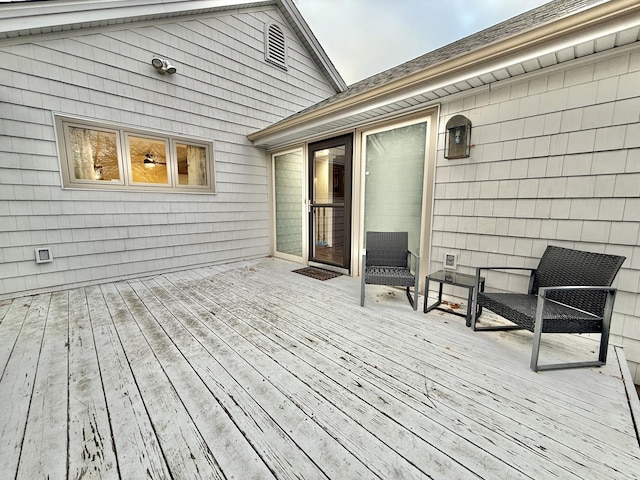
[0,0,347,92]
[249,0,640,148]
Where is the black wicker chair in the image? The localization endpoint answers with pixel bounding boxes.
[360,231,419,310]
[470,246,625,371]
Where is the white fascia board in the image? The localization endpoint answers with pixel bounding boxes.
[0,0,271,35]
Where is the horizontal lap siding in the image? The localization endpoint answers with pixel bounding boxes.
[431,47,640,380]
[0,6,337,298]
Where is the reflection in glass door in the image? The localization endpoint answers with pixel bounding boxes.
[309,134,352,270]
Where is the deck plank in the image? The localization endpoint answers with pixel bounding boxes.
[0,296,32,378]
[201,260,640,478]
[142,275,334,480]
[0,294,49,478]
[0,258,638,480]
[156,272,378,479]
[68,288,119,479]
[101,282,225,480]
[122,279,279,480]
[251,263,635,425]
[17,291,68,480]
[195,266,597,478]
[189,271,532,479]
[170,273,444,480]
[85,285,172,480]
[0,298,12,322]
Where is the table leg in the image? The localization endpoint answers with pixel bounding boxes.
[466,286,474,327]
[423,277,431,312]
[423,277,444,313]
[478,280,485,317]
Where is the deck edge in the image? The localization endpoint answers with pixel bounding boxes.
[615,345,640,448]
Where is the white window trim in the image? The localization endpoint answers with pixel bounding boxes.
[54,114,216,194]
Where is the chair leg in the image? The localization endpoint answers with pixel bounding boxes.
[532,289,614,371]
[598,290,615,363]
[412,259,419,311]
[471,268,481,330]
[360,254,366,307]
[530,294,545,371]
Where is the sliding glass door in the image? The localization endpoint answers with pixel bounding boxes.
[363,121,427,255]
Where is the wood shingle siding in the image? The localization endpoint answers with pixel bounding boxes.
[431,48,640,380]
[0,5,339,298]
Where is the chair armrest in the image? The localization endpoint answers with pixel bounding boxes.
[538,285,617,296]
[537,285,617,321]
[475,266,537,273]
[407,250,419,274]
[475,266,537,294]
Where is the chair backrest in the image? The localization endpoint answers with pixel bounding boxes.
[365,231,408,268]
[533,245,625,316]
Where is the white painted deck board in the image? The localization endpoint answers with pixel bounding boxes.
[101,282,225,480]
[180,271,529,479]
[17,291,68,480]
[85,285,172,479]
[166,273,455,479]
[0,258,638,479]
[67,287,119,479]
[0,293,50,476]
[153,272,381,479]
[195,263,639,478]
[142,275,341,480]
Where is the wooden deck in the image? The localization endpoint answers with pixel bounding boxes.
[1,257,639,479]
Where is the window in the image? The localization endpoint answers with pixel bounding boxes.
[265,22,287,70]
[56,115,215,193]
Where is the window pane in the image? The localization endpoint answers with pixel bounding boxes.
[176,143,207,186]
[69,126,119,181]
[274,150,303,257]
[364,122,427,254]
[129,136,169,184]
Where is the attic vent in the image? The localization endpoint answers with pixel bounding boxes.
[265,22,287,70]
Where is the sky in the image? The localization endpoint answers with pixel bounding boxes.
[295,0,551,85]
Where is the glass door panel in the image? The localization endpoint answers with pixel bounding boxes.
[309,135,352,270]
[363,122,427,254]
[274,150,304,259]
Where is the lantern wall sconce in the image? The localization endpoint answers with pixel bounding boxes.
[444,115,472,159]
[151,57,177,74]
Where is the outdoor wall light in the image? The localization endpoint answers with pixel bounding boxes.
[151,57,177,74]
[444,115,472,159]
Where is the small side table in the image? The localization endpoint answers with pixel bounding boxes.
[423,270,485,327]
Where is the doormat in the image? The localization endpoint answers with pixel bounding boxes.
[292,267,342,281]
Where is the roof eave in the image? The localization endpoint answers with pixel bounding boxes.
[0,0,269,35]
[249,0,640,146]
